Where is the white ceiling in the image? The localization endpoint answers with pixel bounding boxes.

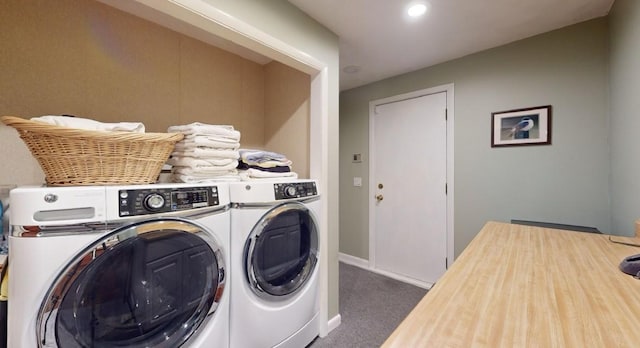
[288,0,614,91]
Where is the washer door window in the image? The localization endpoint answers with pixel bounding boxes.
[37,218,225,348]
[245,202,319,300]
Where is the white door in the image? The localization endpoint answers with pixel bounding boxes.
[371,91,448,286]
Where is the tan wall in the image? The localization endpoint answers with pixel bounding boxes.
[264,61,311,178]
[0,0,309,185]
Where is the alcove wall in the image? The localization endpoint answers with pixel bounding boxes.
[0,0,310,185]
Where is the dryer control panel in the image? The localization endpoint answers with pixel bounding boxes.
[118,186,220,217]
[274,182,317,200]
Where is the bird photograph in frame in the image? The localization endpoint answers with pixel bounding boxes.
[491,105,552,147]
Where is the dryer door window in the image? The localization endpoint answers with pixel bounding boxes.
[37,217,226,348]
[245,202,319,299]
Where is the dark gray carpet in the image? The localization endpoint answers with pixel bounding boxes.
[308,262,428,348]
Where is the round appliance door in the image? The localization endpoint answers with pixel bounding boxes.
[37,217,226,348]
[245,202,319,300]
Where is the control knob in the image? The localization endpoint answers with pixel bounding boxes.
[284,185,298,198]
[144,193,165,211]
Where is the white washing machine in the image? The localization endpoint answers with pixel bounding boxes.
[8,182,230,348]
[229,180,321,348]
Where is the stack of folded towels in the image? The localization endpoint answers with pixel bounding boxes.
[167,122,241,182]
[237,149,298,181]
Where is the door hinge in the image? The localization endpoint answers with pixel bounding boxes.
[445,257,448,269]
[445,183,447,195]
[445,108,448,120]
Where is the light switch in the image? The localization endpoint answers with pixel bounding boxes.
[353,177,362,187]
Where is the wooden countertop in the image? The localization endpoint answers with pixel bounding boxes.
[382,221,640,347]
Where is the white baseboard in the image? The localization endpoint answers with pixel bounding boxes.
[326,314,341,334]
[338,252,433,290]
[338,252,369,269]
[371,267,433,290]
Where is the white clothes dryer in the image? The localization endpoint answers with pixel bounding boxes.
[229,180,321,348]
[8,183,230,348]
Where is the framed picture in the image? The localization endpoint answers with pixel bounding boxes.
[491,105,552,147]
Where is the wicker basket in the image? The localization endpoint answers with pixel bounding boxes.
[1,116,184,186]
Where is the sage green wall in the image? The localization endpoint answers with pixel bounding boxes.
[610,0,640,236]
[340,18,611,259]
[201,0,341,319]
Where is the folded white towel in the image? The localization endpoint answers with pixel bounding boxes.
[239,168,298,181]
[171,173,241,183]
[168,157,238,170]
[171,148,239,160]
[32,115,146,133]
[168,123,240,141]
[172,167,238,177]
[175,135,240,150]
[172,167,238,178]
[170,157,236,167]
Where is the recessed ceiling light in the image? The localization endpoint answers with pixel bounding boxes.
[407,3,427,17]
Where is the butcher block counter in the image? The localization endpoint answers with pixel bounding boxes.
[382,221,640,347]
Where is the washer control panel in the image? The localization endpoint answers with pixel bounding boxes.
[118,186,219,217]
[274,182,317,200]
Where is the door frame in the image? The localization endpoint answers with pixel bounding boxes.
[368,84,454,287]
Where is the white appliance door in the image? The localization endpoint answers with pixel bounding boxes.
[245,202,319,300]
[37,217,225,348]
